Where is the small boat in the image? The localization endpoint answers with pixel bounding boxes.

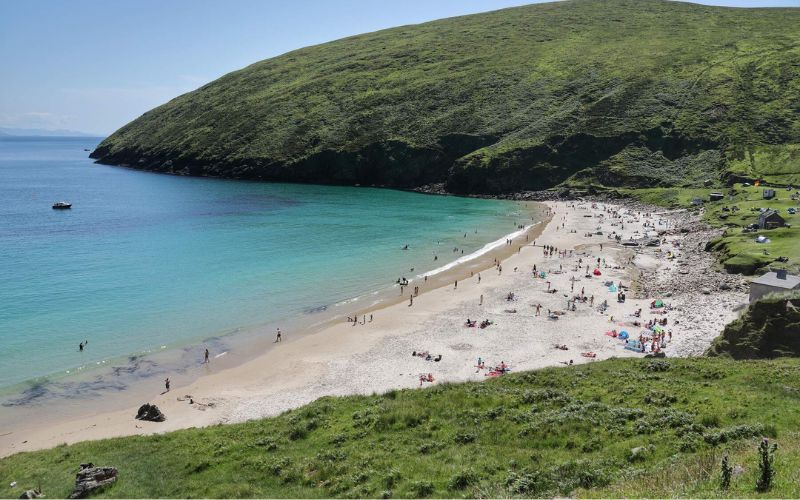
[52,202,72,209]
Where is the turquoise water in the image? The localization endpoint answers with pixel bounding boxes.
[0,137,536,393]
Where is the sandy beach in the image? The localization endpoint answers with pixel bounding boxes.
[0,200,748,457]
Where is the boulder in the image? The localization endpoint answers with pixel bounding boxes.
[135,403,165,422]
[69,464,117,499]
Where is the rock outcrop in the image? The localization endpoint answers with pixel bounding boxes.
[68,464,117,499]
[135,403,166,422]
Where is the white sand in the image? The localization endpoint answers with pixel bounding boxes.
[0,201,747,457]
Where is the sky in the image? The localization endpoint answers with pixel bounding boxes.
[1,0,798,136]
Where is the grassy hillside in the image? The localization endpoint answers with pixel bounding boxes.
[707,292,800,359]
[3,358,800,498]
[91,0,800,193]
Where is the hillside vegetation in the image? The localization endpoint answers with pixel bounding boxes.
[707,292,800,359]
[91,0,800,193]
[3,358,800,498]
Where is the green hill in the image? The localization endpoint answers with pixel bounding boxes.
[707,292,800,359]
[91,0,800,193]
[3,358,800,498]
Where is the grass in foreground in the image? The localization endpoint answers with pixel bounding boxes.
[2,357,800,498]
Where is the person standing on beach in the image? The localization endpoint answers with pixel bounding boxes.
[454,280,458,289]
[165,378,170,392]
[409,295,413,307]
[479,294,483,305]
[478,273,481,283]
[204,348,210,364]
[275,328,282,342]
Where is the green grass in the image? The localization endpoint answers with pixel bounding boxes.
[3,358,800,498]
[622,184,800,274]
[729,145,800,186]
[91,0,800,193]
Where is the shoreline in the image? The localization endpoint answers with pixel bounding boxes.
[0,200,748,457]
[0,204,550,456]
[0,194,544,403]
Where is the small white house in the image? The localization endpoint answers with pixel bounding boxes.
[749,270,800,302]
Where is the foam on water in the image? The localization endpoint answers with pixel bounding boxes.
[419,221,542,278]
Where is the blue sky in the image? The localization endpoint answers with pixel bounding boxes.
[1,0,798,135]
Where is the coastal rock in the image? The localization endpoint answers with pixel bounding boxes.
[19,489,43,499]
[68,464,117,499]
[135,403,165,422]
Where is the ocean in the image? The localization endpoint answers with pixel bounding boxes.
[0,136,542,398]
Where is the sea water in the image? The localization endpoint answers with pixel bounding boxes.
[0,137,541,397]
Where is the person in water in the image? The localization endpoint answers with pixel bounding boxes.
[204,348,210,364]
[79,342,84,352]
